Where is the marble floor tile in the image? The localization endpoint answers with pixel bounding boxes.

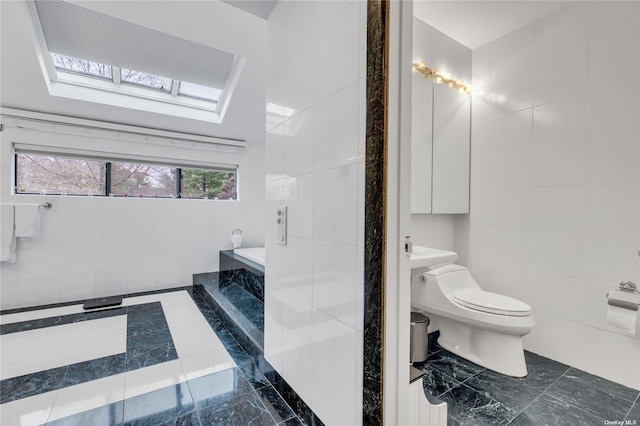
[123,382,195,426]
[123,360,185,400]
[508,394,604,426]
[0,389,58,426]
[255,385,296,423]
[416,364,462,398]
[545,375,634,421]
[46,401,124,426]
[47,373,126,423]
[0,366,67,404]
[626,400,640,423]
[439,383,518,426]
[178,349,236,381]
[562,367,640,403]
[423,349,485,382]
[465,368,542,412]
[520,351,570,391]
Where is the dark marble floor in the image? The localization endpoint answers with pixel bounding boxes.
[415,332,640,426]
[1,288,306,426]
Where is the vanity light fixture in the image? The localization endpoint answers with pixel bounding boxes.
[412,61,472,95]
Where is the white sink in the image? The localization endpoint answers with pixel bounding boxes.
[410,245,458,271]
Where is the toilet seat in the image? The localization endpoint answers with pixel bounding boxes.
[451,289,532,316]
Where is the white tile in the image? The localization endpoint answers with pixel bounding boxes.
[587,88,640,139]
[281,236,313,304]
[582,325,640,390]
[267,7,285,78]
[283,0,316,62]
[283,108,314,177]
[469,190,531,229]
[311,309,358,409]
[17,248,60,280]
[47,374,125,422]
[468,227,530,270]
[265,126,285,180]
[56,198,96,249]
[528,142,586,189]
[529,188,585,232]
[533,97,587,147]
[314,1,360,102]
[18,277,60,308]
[586,133,640,186]
[588,1,640,96]
[179,348,235,381]
[585,184,639,236]
[471,110,532,157]
[57,273,94,303]
[123,359,185,400]
[314,81,360,171]
[312,164,358,246]
[312,371,357,426]
[283,173,313,239]
[281,291,313,404]
[533,2,589,60]
[266,70,286,132]
[0,389,58,426]
[522,313,583,370]
[283,44,314,119]
[489,25,534,115]
[529,231,584,278]
[1,269,20,311]
[528,271,583,322]
[534,49,587,107]
[470,150,533,191]
[312,241,359,329]
[313,0,351,34]
[584,234,640,284]
[264,287,284,373]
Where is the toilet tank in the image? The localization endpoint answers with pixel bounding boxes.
[423,264,481,294]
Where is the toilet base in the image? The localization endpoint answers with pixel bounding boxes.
[436,318,528,378]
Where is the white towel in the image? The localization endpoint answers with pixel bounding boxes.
[14,204,41,238]
[1,205,16,262]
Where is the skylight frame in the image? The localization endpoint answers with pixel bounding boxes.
[50,53,221,108]
[26,0,246,123]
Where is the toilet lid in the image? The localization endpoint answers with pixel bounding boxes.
[451,289,532,316]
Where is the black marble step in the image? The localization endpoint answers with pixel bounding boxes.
[193,272,264,356]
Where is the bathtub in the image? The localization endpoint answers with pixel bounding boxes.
[233,247,265,267]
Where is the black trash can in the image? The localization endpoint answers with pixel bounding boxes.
[410,312,429,363]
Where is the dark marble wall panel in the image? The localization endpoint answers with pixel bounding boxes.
[219,250,265,302]
[363,1,389,424]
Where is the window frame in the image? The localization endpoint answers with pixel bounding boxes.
[14,152,238,201]
[49,53,222,111]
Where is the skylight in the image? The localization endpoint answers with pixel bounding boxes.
[52,53,111,79]
[28,0,245,122]
[120,68,172,92]
[50,53,221,103]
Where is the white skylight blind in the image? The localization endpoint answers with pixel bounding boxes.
[34,0,237,90]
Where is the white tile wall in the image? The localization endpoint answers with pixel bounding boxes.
[0,150,266,310]
[460,2,640,390]
[265,1,365,424]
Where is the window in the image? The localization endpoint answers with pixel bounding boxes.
[120,68,172,92]
[52,53,112,80]
[51,53,221,103]
[15,152,237,200]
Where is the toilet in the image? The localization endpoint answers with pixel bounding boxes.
[411,264,535,377]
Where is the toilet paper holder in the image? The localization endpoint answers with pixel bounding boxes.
[618,281,638,293]
[606,281,640,311]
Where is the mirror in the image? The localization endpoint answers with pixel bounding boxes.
[411,17,471,214]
